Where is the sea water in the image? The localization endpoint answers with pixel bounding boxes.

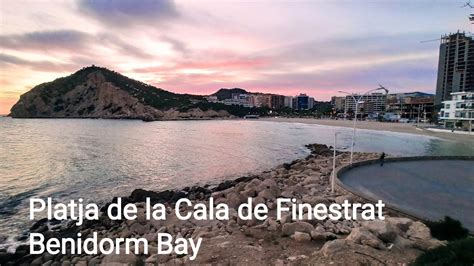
[1,117,473,249]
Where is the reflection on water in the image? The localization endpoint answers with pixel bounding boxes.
[0,117,473,248]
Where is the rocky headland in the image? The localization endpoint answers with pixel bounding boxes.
[8,66,241,121]
[1,145,445,265]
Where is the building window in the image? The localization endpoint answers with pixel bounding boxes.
[445,112,450,117]
[445,104,450,109]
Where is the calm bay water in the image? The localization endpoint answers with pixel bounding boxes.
[339,160,474,231]
[0,117,473,249]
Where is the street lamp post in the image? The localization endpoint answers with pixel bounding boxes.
[331,132,341,193]
[338,86,389,164]
[417,105,421,127]
[350,95,358,165]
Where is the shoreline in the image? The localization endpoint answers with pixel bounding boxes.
[259,117,474,143]
[4,115,473,143]
[1,144,445,265]
[1,115,236,122]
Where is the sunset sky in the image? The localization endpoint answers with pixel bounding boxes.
[0,0,472,114]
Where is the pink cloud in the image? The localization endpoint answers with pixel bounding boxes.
[133,57,270,74]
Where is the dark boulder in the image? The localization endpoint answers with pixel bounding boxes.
[170,191,188,202]
[30,218,48,231]
[305,144,333,156]
[129,189,174,203]
[235,175,254,183]
[213,180,236,192]
[189,186,211,195]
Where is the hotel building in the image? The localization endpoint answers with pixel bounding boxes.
[439,91,474,131]
[344,92,387,117]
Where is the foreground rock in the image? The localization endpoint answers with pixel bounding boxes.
[1,144,444,265]
[312,217,445,265]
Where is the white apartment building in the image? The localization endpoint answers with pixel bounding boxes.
[229,93,254,107]
[344,92,387,117]
[439,91,474,131]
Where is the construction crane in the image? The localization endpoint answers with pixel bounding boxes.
[420,32,474,44]
[420,38,442,43]
[462,1,473,8]
[462,1,474,23]
[419,2,473,43]
[378,84,389,94]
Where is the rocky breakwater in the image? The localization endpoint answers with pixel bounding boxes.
[1,144,445,265]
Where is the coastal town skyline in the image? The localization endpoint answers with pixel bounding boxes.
[0,0,472,115]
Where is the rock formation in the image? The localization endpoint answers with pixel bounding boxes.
[1,145,445,265]
[9,66,232,121]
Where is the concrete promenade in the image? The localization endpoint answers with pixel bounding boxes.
[338,159,474,231]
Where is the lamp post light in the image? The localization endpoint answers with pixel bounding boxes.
[417,106,420,127]
[338,85,389,164]
[331,131,341,193]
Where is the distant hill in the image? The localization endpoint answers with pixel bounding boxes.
[9,66,238,120]
[212,88,248,100]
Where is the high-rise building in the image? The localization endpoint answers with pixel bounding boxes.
[344,92,387,117]
[250,94,272,108]
[270,95,285,109]
[435,32,474,105]
[331,96,346,112]
[308,97,315,109]
[293,94,315,110]
[284,96,293,109]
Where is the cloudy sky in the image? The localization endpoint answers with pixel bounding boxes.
[0,0,471,114]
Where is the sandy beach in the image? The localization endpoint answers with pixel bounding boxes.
[260,117,474,143]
